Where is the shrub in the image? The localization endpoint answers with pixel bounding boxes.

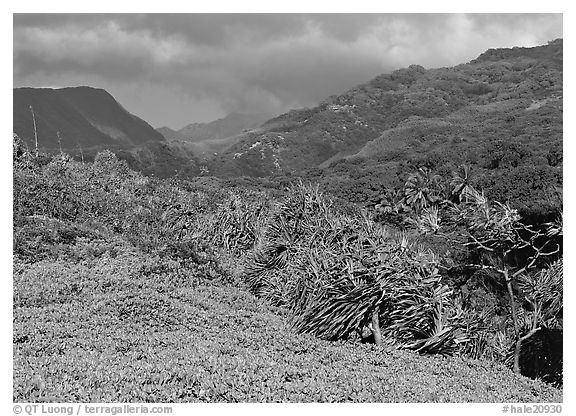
[206,190,272,255]
[243,183,466,355]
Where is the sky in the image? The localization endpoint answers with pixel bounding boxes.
[13,13,563,129]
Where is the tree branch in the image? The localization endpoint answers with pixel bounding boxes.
[514,327,542,374]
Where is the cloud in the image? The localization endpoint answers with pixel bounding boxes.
[13,14,563,128]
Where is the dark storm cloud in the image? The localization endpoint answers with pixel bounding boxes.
[13,13,563,128]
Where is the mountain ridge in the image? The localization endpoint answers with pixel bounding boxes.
[206,39,562,178]
[175,112,271,143]
[13,86,165,151]
[156,112,272,159]
[13,86,203,178]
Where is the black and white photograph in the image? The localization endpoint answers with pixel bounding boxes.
[11,9,564,409]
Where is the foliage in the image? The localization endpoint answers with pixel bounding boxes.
[242,183,467,355]
[417,184,562,380]
[13,253,561,403]
[403,168,443,213]
[13,150,209,255]
[206,191,272,255]
[515,259,563,385]
[450,164,475,202]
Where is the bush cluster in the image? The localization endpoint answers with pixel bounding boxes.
[237,183,467,355]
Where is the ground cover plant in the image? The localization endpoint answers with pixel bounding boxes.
[13,142,562,401]
[13,240,561,402]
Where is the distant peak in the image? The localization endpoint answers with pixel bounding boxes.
[470,39,563,65]
[14,85,106,92]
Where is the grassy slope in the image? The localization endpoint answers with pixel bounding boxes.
[13,244,562,403]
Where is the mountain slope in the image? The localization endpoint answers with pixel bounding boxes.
[13,86,203,178]
[158,113,272,160]
[13,86,165,151]
[177,112,270,143]
[156,126,186,141]
[208,39,562,178]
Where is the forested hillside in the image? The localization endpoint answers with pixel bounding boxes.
[208,40,562,220]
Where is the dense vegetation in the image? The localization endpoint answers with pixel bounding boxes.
[13,136,562,401]
[206,40,562,224]
[213,40,561,178]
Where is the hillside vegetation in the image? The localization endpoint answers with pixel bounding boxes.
[212,40,561,175]
[208,40,562,220]
[13,142,562,402]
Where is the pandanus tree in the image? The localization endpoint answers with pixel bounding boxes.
[374,188,410,226]
[245,182,466,355]
[419,187,562,373]
[450,164,475,202]
[516,258,563,377]
[404,168,443,213]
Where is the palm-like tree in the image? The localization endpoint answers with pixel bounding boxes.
[404,168,442,213]
[515,258,563,376]
[450,164,475,202]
